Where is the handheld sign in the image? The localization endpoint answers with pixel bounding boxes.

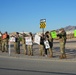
[34,35,40,45]
[74,30,76,37]
[44,40,50,49]
[0,34,2,37]
[50,31,57,38]
[25,37,32,45]
[9,37,15,42]
[9,37,15,56]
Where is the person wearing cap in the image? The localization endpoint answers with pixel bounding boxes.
[57,28,67,59]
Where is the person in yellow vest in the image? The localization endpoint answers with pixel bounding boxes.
[0,31,2,51]
[2,32,9,52]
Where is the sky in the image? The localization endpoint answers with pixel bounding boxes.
[0,0,76,33]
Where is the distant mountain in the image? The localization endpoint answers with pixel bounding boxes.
[64,25,76,31]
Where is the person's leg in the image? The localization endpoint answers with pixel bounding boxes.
[49,48,53,57]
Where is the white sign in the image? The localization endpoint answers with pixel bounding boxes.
[44,40,50,49]
[25,37,32,45]
[0,34,2,37]
[9,37,15,42]
[34,35,40,45]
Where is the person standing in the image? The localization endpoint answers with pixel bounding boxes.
[2,32,9,52]
[0,31,2,51]
[27,32,33,56]
[39,33,45,56]
[14,32,20,54]
[22,33,27,55]
[57,28,67,59]
[45,31,53,58]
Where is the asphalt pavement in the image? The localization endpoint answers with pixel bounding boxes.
[0,55,76,75]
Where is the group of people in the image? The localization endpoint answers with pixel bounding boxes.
[0,31,34,55]
[39,28,66,59]
[0,28,67,59]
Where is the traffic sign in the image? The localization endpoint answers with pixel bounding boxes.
[40,19,46,28]
[40,22,46,28]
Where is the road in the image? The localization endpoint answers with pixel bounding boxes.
[0,56,76,75]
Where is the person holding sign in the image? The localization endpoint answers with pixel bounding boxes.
[45,31,53,58]
[26,32,33,56]
[57,28,67,59]
[14,32,20,54]
[2,32,9,52]
[39,33,45,56]
[22,33,27,55]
